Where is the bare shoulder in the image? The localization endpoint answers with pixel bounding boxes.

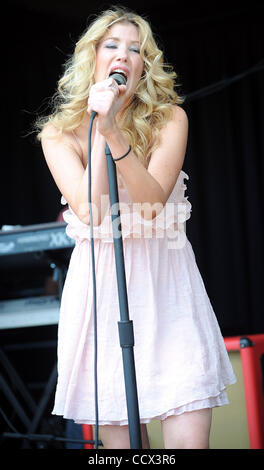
[170,105,188,129]
[154,105,188,151]
[155,105,188,146]
[41,123,73,145]
[41,123,82,160]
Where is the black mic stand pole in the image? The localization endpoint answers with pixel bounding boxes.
[105,142,142,450]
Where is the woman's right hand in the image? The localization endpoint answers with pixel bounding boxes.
[87,78,127,136]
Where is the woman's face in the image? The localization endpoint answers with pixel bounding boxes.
[94,21,144,107]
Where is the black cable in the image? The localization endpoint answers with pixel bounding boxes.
[186,59,264,102]
[2,111,103,451]
[88,111,99,449]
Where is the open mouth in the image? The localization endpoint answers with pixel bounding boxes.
[109,68,128,82]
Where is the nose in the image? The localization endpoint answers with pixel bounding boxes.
[116,45,128,62]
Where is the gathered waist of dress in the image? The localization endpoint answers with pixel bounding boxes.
[61,170,192,246]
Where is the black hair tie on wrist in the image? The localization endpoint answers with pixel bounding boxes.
[113,145,132,162]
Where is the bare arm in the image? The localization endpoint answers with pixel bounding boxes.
[105,105,188,219]
[41,124,110,225]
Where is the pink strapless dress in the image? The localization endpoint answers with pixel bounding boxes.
[52,170,236,425]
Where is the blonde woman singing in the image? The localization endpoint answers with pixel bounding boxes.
[37,6,236,449]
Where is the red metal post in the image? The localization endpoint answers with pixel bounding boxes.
[82,424,94,449]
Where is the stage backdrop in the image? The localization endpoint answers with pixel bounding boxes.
[1,1,264,336]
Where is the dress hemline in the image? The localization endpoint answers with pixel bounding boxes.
[52,388,233,427]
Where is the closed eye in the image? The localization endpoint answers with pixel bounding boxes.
[105,43,117,49]
[130,47,140,53]
[104,43,140,53]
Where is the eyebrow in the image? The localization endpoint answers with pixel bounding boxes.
[103,36,140,45]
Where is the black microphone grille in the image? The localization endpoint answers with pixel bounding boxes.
[109,72,127,86]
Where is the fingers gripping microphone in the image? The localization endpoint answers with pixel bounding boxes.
[91,72,127,120]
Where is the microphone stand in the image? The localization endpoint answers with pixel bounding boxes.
[105,142,142,449]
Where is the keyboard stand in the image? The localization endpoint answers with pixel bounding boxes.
[0,259,98,448]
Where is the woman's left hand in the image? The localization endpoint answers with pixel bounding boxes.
[87,78,127,136]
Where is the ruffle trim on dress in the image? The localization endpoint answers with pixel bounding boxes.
[61,170,192,243]
[56,389,229,427]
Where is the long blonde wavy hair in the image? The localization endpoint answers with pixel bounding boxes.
[36,6,184,166]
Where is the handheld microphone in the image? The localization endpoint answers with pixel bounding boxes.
[108,71,127,86]
[91,72,127,119]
